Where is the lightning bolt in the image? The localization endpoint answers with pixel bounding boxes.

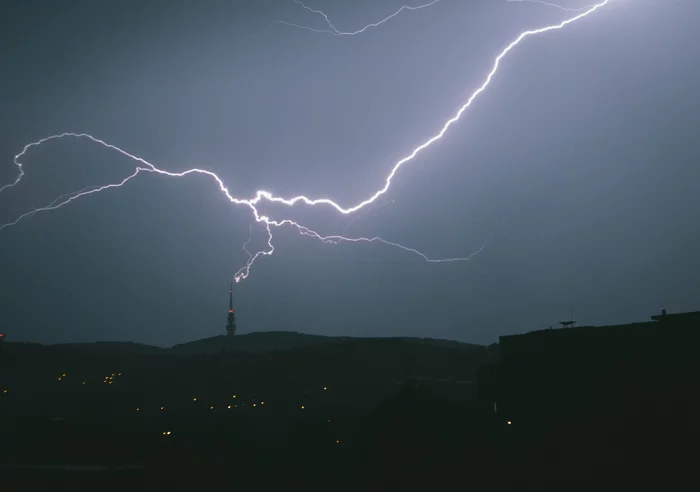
[1,0,611,284]
[506,0,597,13]
[242,223,254,263]
[275,0,442,36]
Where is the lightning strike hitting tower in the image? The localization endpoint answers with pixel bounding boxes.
[226,283,237,337]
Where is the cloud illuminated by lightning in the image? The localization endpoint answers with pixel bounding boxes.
[1,0,611,284]
[275,0,443,36]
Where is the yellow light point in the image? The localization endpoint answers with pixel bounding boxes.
[57,377,62,381]
[227,405,231,409]
[3,389,7,393]
[193,397,197,402]
[136,408,140,412]
[62,373,67,377]
[253,403,257,407]
[82,381,86,385]
[162,432,166,435]
[232,395,236,399]
[336,440,340,444]
[160,407,164,411]
[166,431,171,435]
[328,420,331,423]
[111,374,115,377]
[301,405,305,410]
[108,381,112,385]
[261,401,265,405]
[323,387,327,391]
[507,421,512,425]
[210,406,214,410]
[118,373,122,376]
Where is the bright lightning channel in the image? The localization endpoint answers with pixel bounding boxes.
[276,0,442,36]
[1,0,611,283]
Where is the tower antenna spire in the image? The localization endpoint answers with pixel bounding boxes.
[226,282,237,337]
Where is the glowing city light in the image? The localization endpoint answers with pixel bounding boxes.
[0,1,611,284]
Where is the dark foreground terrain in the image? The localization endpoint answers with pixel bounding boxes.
[0,327,698,490]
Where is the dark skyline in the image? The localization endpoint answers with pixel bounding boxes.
[1,0,699,346]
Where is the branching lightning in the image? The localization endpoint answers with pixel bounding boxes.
[275,0,443,36]
[1,0,611,284]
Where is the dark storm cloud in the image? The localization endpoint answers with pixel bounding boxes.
[1,0,699,346]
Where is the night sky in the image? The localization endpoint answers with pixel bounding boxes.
[1,0,699,346]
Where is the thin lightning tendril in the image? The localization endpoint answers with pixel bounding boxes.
[45,186,99,209]
[242,223,254,262]
[1,0,610,283]
[506,0,597,13]
[276,0,443,36]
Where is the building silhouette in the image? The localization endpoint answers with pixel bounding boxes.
[226,283,237,337]
[478,309,700,432]
[650,308,700,323]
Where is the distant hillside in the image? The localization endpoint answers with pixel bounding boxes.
[169,332,486,355]
[0,334,499,420]
[7,332,490,356]
[50,341,166,355]
[169,331,350,355]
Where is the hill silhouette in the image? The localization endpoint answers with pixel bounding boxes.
[169,331,485,355]
[170,331,348,354]
[52,341,166,355]
[41,331,486,356]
